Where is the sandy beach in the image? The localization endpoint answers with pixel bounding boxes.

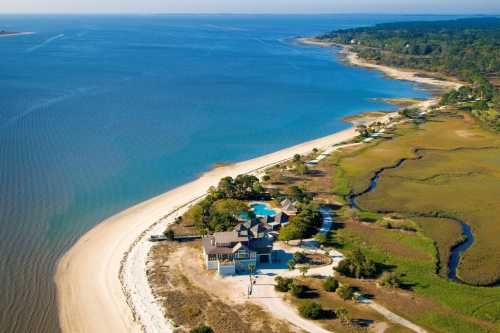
[55,128,357,333]
[297,37,463,90]
[56,37,461,333]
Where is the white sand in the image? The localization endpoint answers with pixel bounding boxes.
[297,37,462,91]
[56,128,357,333]
[56,36,461,333]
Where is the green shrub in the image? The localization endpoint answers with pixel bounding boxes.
[314,233,328,246]
[163,228,175,240]
[274,276,294,292]
[335,307,351,325]
[288,259,296,270]
[377,272,403,288]
[190,325,214,333]
[293,251,306,263]
[299,302,324,319]
[323,277,339,292]
[290,282,307,298]
[334,249,378,279]
[336,284,354,300]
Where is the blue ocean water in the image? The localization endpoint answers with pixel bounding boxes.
[0,14,449,332]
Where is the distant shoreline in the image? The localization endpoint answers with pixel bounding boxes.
[0,31,35,38]
[296,37,463,91]
[56,35,461,333]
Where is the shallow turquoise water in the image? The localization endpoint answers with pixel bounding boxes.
[250,203,277,217]
[0,14,452,332]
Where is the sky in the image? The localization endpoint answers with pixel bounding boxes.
[1,0,500,14]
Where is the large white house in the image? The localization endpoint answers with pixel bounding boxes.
[202,219,274,276]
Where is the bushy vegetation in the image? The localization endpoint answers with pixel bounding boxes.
[290,282,308,298]
[278,202,322,241]
[190,325,214,333]
[293,251,306,263]
[182,175,265,234]
[183,197,249,234]
[323,277,339,292]
[336,284,355,301]
[335,248,378,279]
[274,276,294,292]
[275,277,310,298]
[298,302,325,319]
[285,185,312,203]
[377,271,403,288]
[163,228,175,240]
[320,17,500,130]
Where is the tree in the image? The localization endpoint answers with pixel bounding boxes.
[295,162,308,175]
[217,176,236,198]
[299,302,324,319]
[279,224,301,242]
[377,271,403,288]
[335,307,351,325]
[286,185,310,203]
[323,277,339,292]
[290,281,307,298]
[274,276,294,292]
[299,265,309,277]
[209,199,248,231]
[293,154,302,162]
[190,325,214,333]
[335,248,377,279]
[293,251,306,263]
[163,228,175,241]
[314,232,328,246]
[336,284,354,300]
[356,125,370,138]
[287,259,296,270]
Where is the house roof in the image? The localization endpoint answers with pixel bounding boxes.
[203,219,274,256]
[214,231,247,244]
[281,199,298,213]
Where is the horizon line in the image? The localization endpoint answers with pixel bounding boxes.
[1,12,500,16]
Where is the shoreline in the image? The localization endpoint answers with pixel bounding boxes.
[56,128,358,333]
[296,37,463,91]
[56,36,460,333]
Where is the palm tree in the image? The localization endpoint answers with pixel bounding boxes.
[335,307,351,326]
[299,265,309,277]
[247,263,256,298]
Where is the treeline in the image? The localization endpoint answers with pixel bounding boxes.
[319,17,500,130]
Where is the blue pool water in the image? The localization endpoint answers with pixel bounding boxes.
[250,203,277,217]
[0,14,455,332]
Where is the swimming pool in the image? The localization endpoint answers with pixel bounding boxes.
[250,203,277,217]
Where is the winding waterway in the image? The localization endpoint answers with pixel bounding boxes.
[348,157,475,282]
